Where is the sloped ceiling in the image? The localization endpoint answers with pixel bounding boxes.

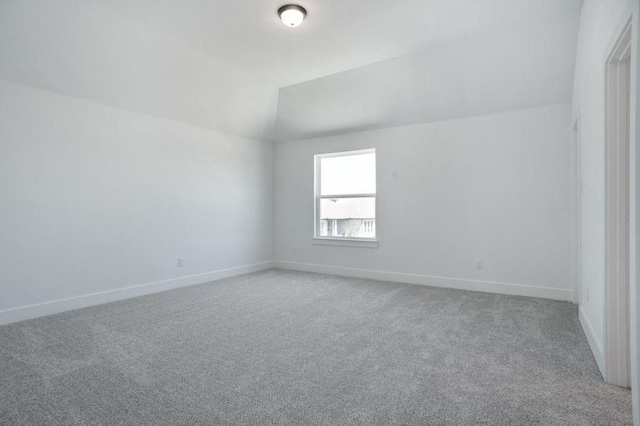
[0,0,584,142]
[275,18,580,141]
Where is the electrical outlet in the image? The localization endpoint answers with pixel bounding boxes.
[292,247,297,255]
[391,169,398,179]
[586,287,590,302]
[475,260,483,270]
[178,258,184,268]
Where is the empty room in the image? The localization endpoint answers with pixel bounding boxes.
[1,0,639,424]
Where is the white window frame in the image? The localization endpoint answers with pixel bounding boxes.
[313,149,378,248]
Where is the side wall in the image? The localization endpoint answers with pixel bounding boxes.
[274,104,572,300]
[0,79,274,324]
[571,1,639,403]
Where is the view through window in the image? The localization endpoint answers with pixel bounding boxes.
[315,149,376,239]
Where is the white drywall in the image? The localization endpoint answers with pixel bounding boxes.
[571,0,635,370]
[0,79,274,323]
[274,104,572,300]
[0,0,278,142]
[275,18,579,142]
[93,0,584,88]
[572,0,640,421]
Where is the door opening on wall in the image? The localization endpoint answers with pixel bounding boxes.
[604,17,632,388]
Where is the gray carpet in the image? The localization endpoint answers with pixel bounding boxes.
[0,269,632,425]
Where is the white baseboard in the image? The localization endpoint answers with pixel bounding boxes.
[579,306,605,377]
[274,260,573,301]
[0,261,274,326]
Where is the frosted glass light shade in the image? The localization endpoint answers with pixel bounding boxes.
[278,5,307,27]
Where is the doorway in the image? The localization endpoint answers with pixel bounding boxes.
[604,18,632,388]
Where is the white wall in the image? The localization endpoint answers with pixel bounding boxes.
[0,0,277,325]
[571,0,636,373]
[572,0,640,422]
[274,103,572,300]
[0,78,274,323]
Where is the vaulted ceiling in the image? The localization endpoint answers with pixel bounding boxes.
[0,0,584,142]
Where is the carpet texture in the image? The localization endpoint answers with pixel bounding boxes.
[0,269,632,425]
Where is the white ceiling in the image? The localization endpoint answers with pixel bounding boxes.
[276,17,581,141]
[0,0,584,142]
[93,0,584,88]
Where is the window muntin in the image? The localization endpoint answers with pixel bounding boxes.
[315,149,376,240]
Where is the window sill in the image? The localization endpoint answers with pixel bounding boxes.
[312,237,379,248]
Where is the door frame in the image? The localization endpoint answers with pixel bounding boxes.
[604,16,633,389]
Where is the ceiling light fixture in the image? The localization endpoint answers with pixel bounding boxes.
[278,4,307,27]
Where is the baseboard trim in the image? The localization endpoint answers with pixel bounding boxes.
[274,260,573,301]
[0,261,274,326]
[579,306,605,377]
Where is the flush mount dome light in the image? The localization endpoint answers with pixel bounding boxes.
[278,4,307,27]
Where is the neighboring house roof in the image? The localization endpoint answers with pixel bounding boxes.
[321,198,375,219]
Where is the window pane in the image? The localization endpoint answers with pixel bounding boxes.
[319,197,375,238]
[320,153,375,196]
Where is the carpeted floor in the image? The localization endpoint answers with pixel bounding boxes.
[0,269,632,425]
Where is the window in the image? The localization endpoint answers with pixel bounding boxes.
[314,149,376,241]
